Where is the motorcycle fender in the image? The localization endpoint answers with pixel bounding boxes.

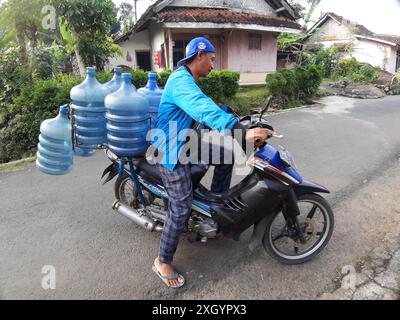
[101,163,119,185]
[293,180,330,196]
[212,177,287,239]
[248,181,329,251]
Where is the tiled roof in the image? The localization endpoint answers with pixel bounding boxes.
[374,34,400,45]
[156,7,301,30]
[329,13,400,46]
[326,12,375,37]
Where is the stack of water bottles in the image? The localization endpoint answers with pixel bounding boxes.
[36,67,163,176]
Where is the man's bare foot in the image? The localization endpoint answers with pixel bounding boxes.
[153,257,185,288]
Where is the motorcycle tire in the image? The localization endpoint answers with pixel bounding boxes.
[114,173,137,206]
[262,193,334,265]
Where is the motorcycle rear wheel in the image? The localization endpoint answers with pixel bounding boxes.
[114,173,138,207]
[262,193,334,265]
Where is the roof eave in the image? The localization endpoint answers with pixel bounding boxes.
[356,35,397,47]
[163,22,301,34]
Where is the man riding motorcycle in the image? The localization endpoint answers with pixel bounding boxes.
[150,37,273,288]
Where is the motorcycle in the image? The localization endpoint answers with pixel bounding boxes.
[101,97,334,264]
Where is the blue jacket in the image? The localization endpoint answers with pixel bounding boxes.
[151,66,238,171]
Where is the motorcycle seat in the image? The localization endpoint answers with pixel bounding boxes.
[137,159,208,188]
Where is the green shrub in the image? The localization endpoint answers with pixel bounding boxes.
[0,77,81,162]
[0,45,32,128]
[351,64,379,83]
[295,64,324,98]
[266,64,323,102]
[49,45,70,76]
[96,70,114,84]
[332,58,379,83]
[266,71,288,98]
[130,69,148,88]
[198,71,224,103]
[32,47,54,81]
[198,70,241,103]
[157,69,172,88]
[219,70,240,99]
[332,57,360,79]
[307,45,346,78]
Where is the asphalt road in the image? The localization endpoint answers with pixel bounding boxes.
[1,95,400,299]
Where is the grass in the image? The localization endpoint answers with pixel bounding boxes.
[229,84,268,115]
[0,156,36,172]
[229,84,313,114]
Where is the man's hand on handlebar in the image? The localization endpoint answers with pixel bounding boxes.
[246,128,274,148]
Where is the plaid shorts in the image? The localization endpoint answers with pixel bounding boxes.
[156,146,233,264]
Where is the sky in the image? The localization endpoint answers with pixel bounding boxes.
[112,0,400,35]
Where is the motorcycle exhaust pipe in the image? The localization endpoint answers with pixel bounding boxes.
[112,201,163,232]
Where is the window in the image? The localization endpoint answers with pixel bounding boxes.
[249,33,262,50]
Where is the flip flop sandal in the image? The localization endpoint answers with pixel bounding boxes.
[152,265,186,288]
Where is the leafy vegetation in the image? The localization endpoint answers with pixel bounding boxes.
[266,64,324,103]
[52,0,122,74]
[332,58,379,83]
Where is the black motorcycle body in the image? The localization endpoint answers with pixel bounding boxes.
[102,106,334,264]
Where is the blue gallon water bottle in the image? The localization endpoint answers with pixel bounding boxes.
[36,105,73,175]
[138,72,163,129]
[105,73,150,157]
[104,67,123,92]
[70,67,111,157]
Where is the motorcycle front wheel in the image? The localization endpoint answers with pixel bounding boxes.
[262,193,334,265]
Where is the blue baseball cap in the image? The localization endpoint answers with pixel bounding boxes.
[177,37,216,67]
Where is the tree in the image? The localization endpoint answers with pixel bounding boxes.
[118,2,135,33]
[0,0,48,63]
[52,0,121,75]
[279,0,325,66]
[287,0,323,28]
[304,0,323,26]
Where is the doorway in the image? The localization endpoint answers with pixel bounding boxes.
[136,51,151,71]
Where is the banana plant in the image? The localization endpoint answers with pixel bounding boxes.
[59,19,86,76]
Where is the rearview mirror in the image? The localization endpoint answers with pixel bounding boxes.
[259,96,273,121]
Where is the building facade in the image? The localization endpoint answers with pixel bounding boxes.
[305,12,400,74]
[109,0,301,84]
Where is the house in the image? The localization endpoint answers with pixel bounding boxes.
[108,0,302,84]
[304,12,400,74]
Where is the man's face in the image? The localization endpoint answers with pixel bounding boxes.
[198,52,215,77]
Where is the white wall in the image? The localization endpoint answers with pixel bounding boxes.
[352,39,395,73]
[149,22,166,71]
[108,30,150,69]
[389,47,398,74]
[306,18,355,44]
